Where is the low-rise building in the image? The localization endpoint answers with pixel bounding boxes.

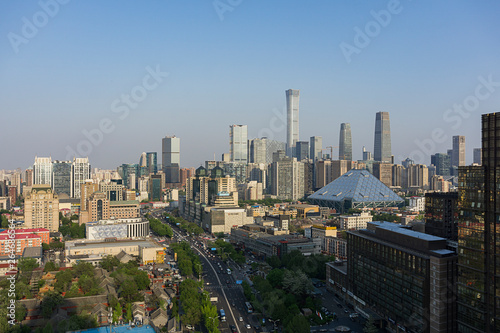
[202,207,253,234]
[339,211,372,230]
[86,217,149,240]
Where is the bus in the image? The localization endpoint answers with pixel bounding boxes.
[219,309,226,322]
[245,302,253,314]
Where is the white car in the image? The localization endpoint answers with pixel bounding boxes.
[246,324,251,329]
[186,324,194,330]
[239,316,243,322]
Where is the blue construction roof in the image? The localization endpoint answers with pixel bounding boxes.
[309,169,403,204]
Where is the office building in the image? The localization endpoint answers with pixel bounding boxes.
[286,89,300,157]
[180,168,194,187]
[248,138,267,164]
[99,180,124,201]
[162,136,180,184]
[295,141,309,161]
[457,113,500,332]
[374,112,392,163]
[146,152,158,174]
[339,211,372,230]
[424,192,458,241]
[80,180,99,213]
[270,156,304,201]
[310,136,323,162]
[452,135,465,167]
[473,148,481,165]
[346,222,457,333]
[339,123,352,161]
[229,125,248,163]
[72,157,91,198]
[52,160,72,197]
[149,174,165,201]
[372,162,393,187]
[431,153,451,176]
[33,157,53,186]
[24,185,59,232]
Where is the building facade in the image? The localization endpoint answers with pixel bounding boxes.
[162,136,180,184]
[374,112,392,163]
[452,135,465,167]
[24,185,59,232]
[286,89,300,157]
[339,123,352,161]
[229,125,248,164]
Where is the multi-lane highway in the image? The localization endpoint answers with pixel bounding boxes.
[160,212,256,333]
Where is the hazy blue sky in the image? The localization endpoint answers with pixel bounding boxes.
[1,0,500,170]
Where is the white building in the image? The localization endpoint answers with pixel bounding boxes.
[86,217,149,240]
[33,157,53,186]
[72,157,91,198]
[230,125,248,164]
[408,196,425,212]
[339,211,373,230]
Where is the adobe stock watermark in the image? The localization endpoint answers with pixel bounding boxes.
[213,0,243,21]
[397,74,500,164]
[6,219,18,326]
[340,0,407,64]
[7,0,70,54]
[65,65,169,160]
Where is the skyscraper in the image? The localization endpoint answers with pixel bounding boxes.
[72,157,91,198]
[310,136,323,162]
[162,136,180,184]
[295,141,309,161]
[33,157,53,186]
[146,152,158,174]
[248,138,266,164]
[431,153,451,176]
[473,148,481,165]
[452,135,465,167]
[52,160,72,197]
[339,123,352,161]
[457,113,499,333]
[374,112,392,163]
[229,125,248,163]
[286,89,300,157]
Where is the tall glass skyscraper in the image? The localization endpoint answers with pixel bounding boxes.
[162,136,180,183]
[452,135,466,167]
[431,153,451,176]
[339,123,352,161]
[457,113,500,333]
[33,157,53,186]
[52,160,72,197]
[310,136,322,162]
[229,125,248,164]
[286,89,300,157]
[72,157,90,198]
[146,152,158,174]
[374,112,392,163]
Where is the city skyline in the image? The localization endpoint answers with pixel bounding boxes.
[1,1,499,169]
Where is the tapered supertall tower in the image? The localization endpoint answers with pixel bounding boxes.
[286,89,300,157]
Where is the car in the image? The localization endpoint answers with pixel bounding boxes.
[230,325,237,333]
[253,325,261,331]
[239,316,243,322]
[232,302,236,307]
[246,324,251,329]
[344,309,349,313]
[185,324,194,330]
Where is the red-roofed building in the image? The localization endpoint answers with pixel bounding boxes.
[0,232,43,256]
[0,228,50,244]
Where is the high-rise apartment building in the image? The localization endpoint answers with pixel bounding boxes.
[162,136,180,184]
[24,185,59,232]
[457,113,500,333]
[372,162,393,187]
[270,156,304,201]
[452,135,465,167]
[286,89,300,157]
[310,136,323,162]
[33,157,53,186]
[25,169,33,187]
[473,148,481,165]
[52,160,72,197]
[265,139,286,164]
[339,123,352,161]
[295,141,309,161]
[374,112,392,163]
[72,157,90,199]
[431,153,451,176]
[229,125,248,163]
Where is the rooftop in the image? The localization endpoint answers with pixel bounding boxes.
[66,239,163,250]
[110,200,140,206]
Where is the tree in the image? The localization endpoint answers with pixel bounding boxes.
[100,255,120,272]
[266,268,284,288]
[0,214,8,228]
[112,302,122,323]
[17,258,39,273]
[285,315,309,333]
[363,316,379,333]
[40,292,64,318]
[44,261,59,272]
[125,303,133,322]
[54,270,73,293]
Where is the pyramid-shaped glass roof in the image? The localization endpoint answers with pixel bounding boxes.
[308,169,404,213]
